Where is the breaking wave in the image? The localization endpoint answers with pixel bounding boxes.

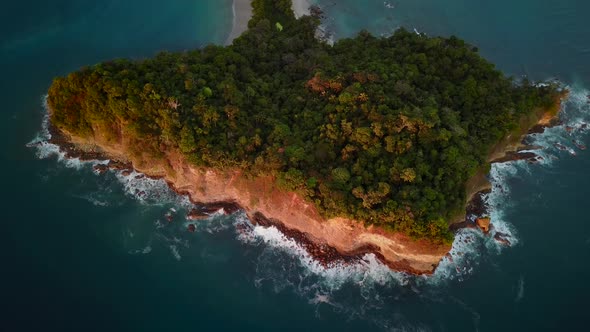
[436,84,590,280]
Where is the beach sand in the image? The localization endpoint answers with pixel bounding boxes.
[292,0,312,18]
[225,0,253,45]
[225,0,311,45]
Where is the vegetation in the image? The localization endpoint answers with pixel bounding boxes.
[47,0,559,243]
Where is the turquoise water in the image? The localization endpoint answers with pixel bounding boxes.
[4,1,590,331]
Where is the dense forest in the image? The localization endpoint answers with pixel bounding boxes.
[48,0,559,242]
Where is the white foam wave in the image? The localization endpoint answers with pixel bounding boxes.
[77,194,110,207]
[443,87,590,269]
[169,244,181,261]
[527,84,590,161]
[27,96,109,171]
[245,224,408,290]
[129,245,152,255]
[114,170,176,205]
[485,161,523,247]
[430,84,590,282]
[431,229,482,282]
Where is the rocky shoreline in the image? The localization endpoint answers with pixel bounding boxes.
[45,91,571,275]
[451,91,576,244]
[47,123,446,275]
[47,124,409,271]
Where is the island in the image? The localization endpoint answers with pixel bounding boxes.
[46,0,563,274]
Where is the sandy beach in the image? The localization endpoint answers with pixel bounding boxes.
[292,0,312,18]
[225,0,312,45]
[225,0,253,45]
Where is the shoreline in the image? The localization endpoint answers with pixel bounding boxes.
[48,87,567,275]
[224,0,312,45]
[224,0,253,46]
[452,90,569,230]
[44,91,568,275]
[292,0,312,18]
[47,123,447,275]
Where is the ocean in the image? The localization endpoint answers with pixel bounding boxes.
[3,0,590,330]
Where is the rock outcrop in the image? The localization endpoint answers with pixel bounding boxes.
[475,217,491,233]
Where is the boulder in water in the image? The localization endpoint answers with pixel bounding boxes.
[187,208,208,220]
[93,164,108,174]
[494,232,511,246]
[476,217,491,233]
[573,140,587,150]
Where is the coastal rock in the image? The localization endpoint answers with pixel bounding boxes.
[467,189,490,216]
[444,252,454,263]
[251,212,383,268]
[573,140,587,150]
[494,232,511,246]
[187,224,196,233]
[554,142,566,150]
[198,202,241,215]
[93,164,108,174]
[186,208,209,221]
[476,217,491,233]
[518,145,543,152]
[107,160,132,171]
[309,5,325,18]
[449,220,477,232]
[528,124,548,134]
[450,188,490,233]
[492,151,538,164]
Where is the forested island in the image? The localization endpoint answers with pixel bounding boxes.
[47,0,560,269]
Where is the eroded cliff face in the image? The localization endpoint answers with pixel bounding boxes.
[52,90,569,274]
[62,125,450,274]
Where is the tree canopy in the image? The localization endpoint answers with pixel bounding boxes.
[48,0,559,243]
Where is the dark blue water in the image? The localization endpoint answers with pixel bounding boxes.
[4,1,590,331]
